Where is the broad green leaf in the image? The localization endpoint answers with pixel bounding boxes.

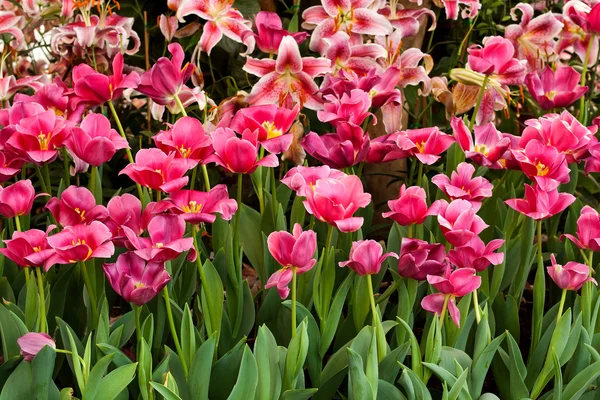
[201,259,224,340]
[280,389,318,400]
[396,317,422,380]
[347,348,373,400]
[227,345,258,400]
[32,345,56,400]
[553,350,562,400]
[319,274,352,358]
[189,335,215,400]
[82,354,114,400]
[469,332,506,399]
[149,382,182,400]
[283,321,309,392]
[0,361,32,400]
[561,360,600,399]
[180,303,196,369]
[0,303,28,360]
[95,363,138,400]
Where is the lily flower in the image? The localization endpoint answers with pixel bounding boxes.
[251,11,308,55]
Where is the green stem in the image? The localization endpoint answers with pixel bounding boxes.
[291,267,297,338]
[321,225,335,317]
[233,174,243,271]
[407,224,413,239]
[257,147,265,215]
[367,274,379,325]
[439,295,450,325]
[14,216,21,232]
[62,147,70,186]
[174,93,188,117]
[190,166,197,190]
[79,261,98,327]
[35,268,47,333]
[557,289,567,321]
[90,166,97,200]
[43,163,52,197]
[162,287,188,376]
[578,36,594,124]
[201,165,211,191]
[472,288,482,324]
[133,304,141,359]
[35,165,48,194]
[469,75,490,130]
[270,167,278,218]
[416,162,424,188]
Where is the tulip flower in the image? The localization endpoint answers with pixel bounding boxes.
[46,186,109,227]
[317,89,373,127]
[0,226,56,268]
[431,163,493,211]
[15,80,85,123]
[0,180,42,218]
[229,104,300,154]
[447,237,505,271]
[302,122,370,169]
[206,128,278,174]
[365,133,411,164]
[396,127,455,165]
[421,267,481,327]
[46,221,115,268]
[562,206,600,252]
[266,224,317,299]
[72,53,140,105]
[451,117,511,168]
[382,185,433,226]
[430,199,488,246]
[585,139,600,175]
[303,175,372,233]
[66,113,129,166]
[525,65,588,110]
[590,3,600,34]
[505,184,575,220]
[119,148,190,193]
[252,11,308,55]
[281,165,347,196]
[123,214,196,263]
[398,238,446,280]
[153,116,213,169]
[467,36,526,85]
[167,185,238,225]
[103,252,171,306]
[512,139,571,191]
[137,43,195,105]
[339,240,398,276]
[243,36,331,110]
[547,254,596,291]
[18,333,56,361]
[0,151,24,183]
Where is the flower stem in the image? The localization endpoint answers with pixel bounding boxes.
[43,163,52,197]
[35,268,47,333]
[162,287,188,376]
[407,223,413,239]
[62,147,70,187]
[416,162,424,188]
[14,215,21,232]
[233,174,243,271]
[472,288,482,324]
[578,36,594,124]
[201,164,211,191]
[174,93,188,117]
[291,267,297,338]
[439,295,450,325]
[321,224,335,318]
[79,261,98,328]
[270,167,278,218]
[469,75,489,130]
[133,304,141,358]
[190,166,197,190]
[35,165,48,194]
[257,147,265,214]
[557,289,567,322]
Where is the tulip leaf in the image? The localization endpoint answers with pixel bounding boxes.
[200,259,224,340]
[254,325,281,400]
[189,335,216,400]
[180,303,196,369]
[32,345,57,400]
[0,303,28,361]
[82,353,114,400]
[562,359,600,399]
[227,345,258,400]
[282,301,321,386]
[347,348,374,400]
[24,272,38,331]
[280,389,319,400]
[553,349,563,400]
[65,327,85,394]
[138,337,152,400]
[469,331,506,399]
[396,317,423,380]
[504,332,529,400]
[95,362,138,400]
[397,362,432,400]
[96,343,134,368]
[320,274,352,359]
[0,361,32,400]
[149,381,182,400]
[283,320,309,392]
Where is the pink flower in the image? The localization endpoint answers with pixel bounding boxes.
[525,66,588,110]
[66,113,129,166]
[302,122,370,169]
[365,133,411,164]
[266,224,317,299]
[0,11,24,50]
[396,127,455,165]
[73,53,140,106]
[137,43,195,105]
[105,195,167,248]
[557,2,599,65]
[0,151,24,183]
[15,80,85,123]
[378,3,437,38]
[317,89,373,127]
[159,14,179,42]
[421,267,481,327]
[324,31,386,77]
[431,162,493,211]
[0,180,43,218]
[281,165,347,196]
[547,254,596,291]
[154,116,213,169]
[562,206,600,252]
[167,185,238,225]
[447,237,504,271]
[230,104,299,154]
[398,238,446,281]
[206,127,278,174]
[512,139,571,191]
[119,149,189,193]
[252,11,308,55]
[123,214,196,263]
[436,0,481,20]
[46,221,115,267]
[590,3,600,34]
[585,139,600,175]
[18,333,56,361]
[505,184,575,220]
[0,75,43,103]
[451,117,512,168]
[467,36,526,85]
[430,199,488,246]
[303,175,371,233]
[244,36,331,110]
[382,185,432,226]
[103,252,171,306]
[45,186,109,227]
[0,226,55,268]
[339,239,398,276]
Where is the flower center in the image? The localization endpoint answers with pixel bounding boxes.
[181,201,203,213]
[74,207,86,221]
[535,161,550,177]
[263,121,283,140]
[474,144,489,156]
[33,246,41,253]
[416,141,426,153]
[545,90,557,100]
[38,132,51,151]
[133,282,145,289]
[154,242,164,248]
[179,145,191,158]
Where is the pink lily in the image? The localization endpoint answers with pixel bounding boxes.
[505,184,575,220]
[0,226,56,268]
[119,149,190,193]
[281,165,347,196]
[167,185,238,225]
[46,221,115,268]
[252,11,308,55]
[396,127,455,165]
[154,116,213,169]
[451,117,510,168]
[45,186,109,227]
[382,185,433,226]
[339,240,398,276]
[0,180,44,218]
[398,238,446,281]
[557,1,599,65]
[378,2,436,37]
[431,162,493,211]
[430,199,489,246]
[512,139,571,191]
[317,89,373,127]
[0,11,24,49]
[562,206,600,252]
[447,236,505,271]
[547,254,596,291]
[0,75,43,102]
[323,31,386,76]
[159,14,179,42]
[302,122,370,169]
[18,333,56,361]
[432,0,481,20]
[525,65,588,110]
[243,36,331,110]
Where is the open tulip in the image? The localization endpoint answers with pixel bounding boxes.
[451,117,510,168]
[0,180,43,218]
[317,89,373,127]
[302,122,370,169]
[167,185,238,224]
[154,116,213,169]
[339,240,398,276]
[18,333,56,361]
[281,165,347,196]
[467,36,525,84]
[0,226,55,268]
[46,186,109,227]
[398,238,446,280]
[505,184,575,220]
[396,127,455,165]
[525,65,588,110]
[430,199,488,246]
[119,148,189,193]
[447,236,505,271]
[382,185,433,226]
[365,133,411,164]
[547,254,596,291]
[252,11,308,55]
[431,162,493,211]
[103,252,171,306]
[46,221,115,268]
[512,139,571,191]
[562,206,600,252]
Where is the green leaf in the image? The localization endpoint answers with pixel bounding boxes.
[32,345,56,400]
[149,382,182,400]
[201,258,224,341]
[180,303,196,369]
[0,303,28,360]
[238,204,264,282]
[397,363,432,400]
[447,368,470,400]
[289,195,306,232]
[504,332,529,400]
[282,301,321,386]
[189,335,216,400]
[65,327,85,394]
[280,389,318,400]
[552,349,562,400]
[96,343,134,368]
[24,272,38,330]
[283,320,309,392]
[227,345,258,400]
[254,325,281,400]
[0,361,32,400]
[347,348,374,400]
[82,354,115,400]
[319,274,352,358]
[561,360,600,399]
[95,363,138,400]
[396,317,422,380]
[469,332,506,399]
[137,338,152,400]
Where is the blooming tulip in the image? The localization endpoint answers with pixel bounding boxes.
[447,237,505,271]
[339,240,398,276]
[396,127,455,165]
[382,185,432,226]
[431,163,493,211]
[167,185,238,225]
[0,180,42,218]
[525,65,588,110]
[562,206,600,252]
[547,254,596,291]
[0,226,55,268]
[317,89,373,127]
[46,186,108,227]
[512,139,570,191]
[206,128,278,174]
[451,117,510,168]
[302,122,370,169]
[119,148,189,193]
[467,36,525,85]
[18,333,56,361]
[46,221,115,268]
[281,165,347,196]
[154,116,213,169]
[365,133,411,164]
[590,3,600,34]
[505,184,575,220]
[103,252,171,306]
[430,199,488,246]
[252,11,308,55]
[398,238,446,280]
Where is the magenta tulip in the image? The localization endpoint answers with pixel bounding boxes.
[398,238,446,281]
[547,254,596,291]
[512,139,571,191]
[430,199,488,246]
[253,11,308,55]
[366,133,411,164]
[281,165,347,196]
[339,240,398,276]
[46,221,115,268]
[562,206,600,251]
[119,148,189,193]
[105,195,167,248]
[153,116,213,169]
[451,117,510,168]
[525,65,588,110]
[590,3,600,34]
[382,185,433,226]
[0,180,43,218]
[302,122,370,169]
[18,333,56,361]
[167,185,238,224]
[505,184,575,221]
[317,89,373,127]
[396,127,455,165]
[447,237,505,271]
[46,186,109,227]
[431,163,493,211]
[467,36,525,84]
[0,226,55,268]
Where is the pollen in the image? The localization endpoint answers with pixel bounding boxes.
[181,201,203,213]
[535,161,550,177]
[474,144,489,157]
[74,208,86,221]
[415,141,426,153]
[179,145,192,158]
[38,132,51,151]
[262,121,283,140]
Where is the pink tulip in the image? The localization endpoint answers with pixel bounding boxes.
[505,184,575,220]
[46,186,109,227]
[339,240,398,276]
[103,252,171,306]
[281,165,347,196]
[303,175,372,233]
[0,226,55,268]
[525,66,588,110]
[15,80,85,123]
[123,214,196,263]
[154,116,213,169]
[590,3,600,34]
[46,221,115,268]
[365,133,411,164]
[137,43,195,105]
[18,333,56,361]
[585,139,600,175]
[397,238,446,281]
[382,185,433,226]
[206,127,278,174]
[66,113,129,166]
[167,185,238,225]
[447,237,505,271]
[396,127,455,165]
[430,199,488,246]
[0,151,24,183]
[119,149,189,193]
[105,195,167,248]
[229,104,299,154]
[302,122,370,169]
[317,89,373,127]
[467,36,525,85]
[512,139,571,191]
[562,206,600,252]
[72,53,140,105]
[431,163,493,211]
[451,117,511,168]
[252,11,308,55]
[0,180,43,218]
[547,254,596,291]
[266,224,317,299]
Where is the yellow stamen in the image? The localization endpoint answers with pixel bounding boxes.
[536,161,550,176]
[262,121,283,140]
[181,201,203,213]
